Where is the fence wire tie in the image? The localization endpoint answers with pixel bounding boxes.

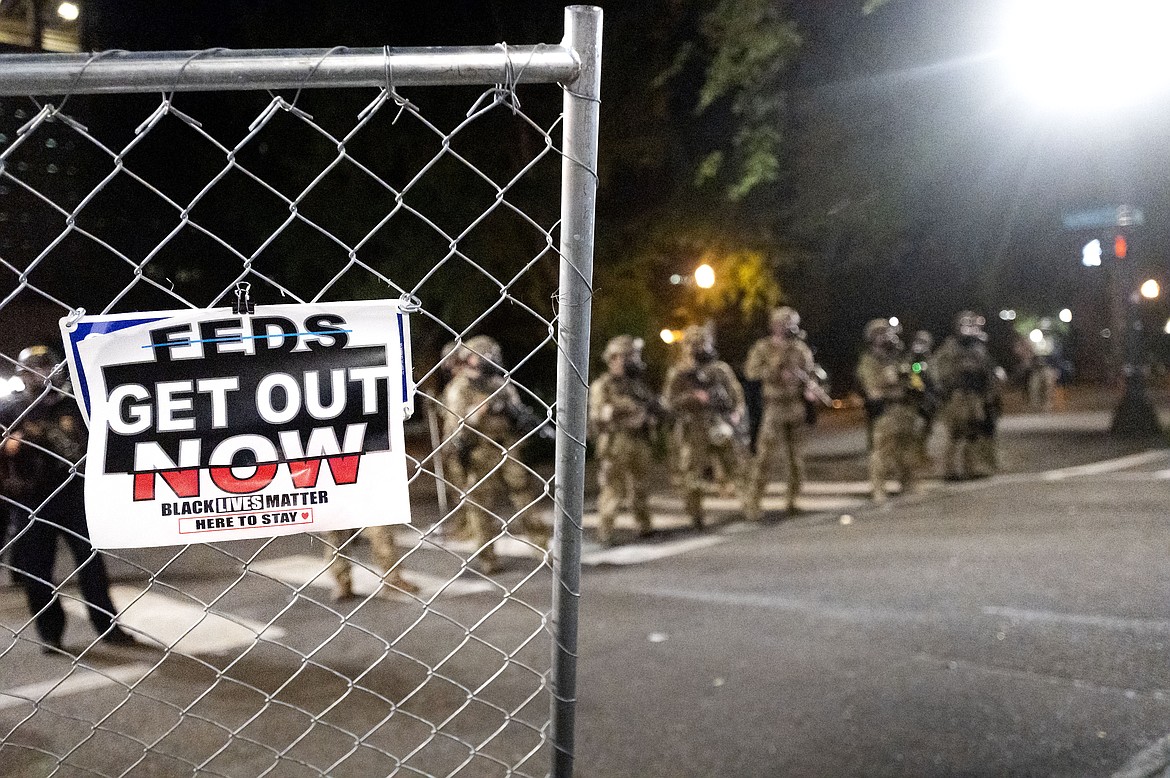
[248,95,312,133]
[63,307,86,331]
[467,41,521,117]
[378,45,419,125]
[165,47,229,99]
[134,99,171,136]
[16,103,52,137]
[288,46,347,110]
[397,293,422,313]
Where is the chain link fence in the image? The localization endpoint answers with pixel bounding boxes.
[0,7,600,776]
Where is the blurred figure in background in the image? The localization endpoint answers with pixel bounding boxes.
[589,335,661,546]
[856,319,923,502]
[908,329,940,467]
[0,345,135,652]
[442,335,551,574]
[1025,318,1061,411]
[742,306,817,519]
[934,312,1000,480]
[663,325,746,529]
[322,525,418,601]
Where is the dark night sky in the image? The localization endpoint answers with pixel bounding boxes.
[10,0,1170,381]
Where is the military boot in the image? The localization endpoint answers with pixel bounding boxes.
[332,576,354,603]
[382,572,420,597]
[686,489,704,529]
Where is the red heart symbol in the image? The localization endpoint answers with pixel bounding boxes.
[301,512,309,519]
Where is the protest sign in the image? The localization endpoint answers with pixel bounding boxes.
[60,300,414,549]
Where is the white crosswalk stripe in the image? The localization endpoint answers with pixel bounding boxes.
[0,585,288,712]
[62,585,286,654]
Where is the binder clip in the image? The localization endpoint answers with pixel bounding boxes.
[232,282,255,316]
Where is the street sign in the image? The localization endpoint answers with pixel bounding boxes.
[1062,204,1145,230]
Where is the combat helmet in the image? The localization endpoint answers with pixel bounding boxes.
[603,334,644,361]
[770,306,801,336]
[461,334,504,368]
[864,318,902,351]
[681,324,716,362]
[16,344,66,387]
[910,330,934,354]
[863,318,891,344]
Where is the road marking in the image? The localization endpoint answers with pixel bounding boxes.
[631,588,930,624]
[0,587,288,712]
[582,535,726,567]
[648,493,866,513]
[981,606,1170,633]
[1041,450,1170,481]
[434,535,548,560]
[0,662,153,711]
[248,555,493,600]
[63,585,287,654]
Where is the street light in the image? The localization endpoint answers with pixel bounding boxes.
[1002,0,1170,110]
[1140,279,1160,300]
[694,263,715,289]
[1059,308,1073,323]
[57,2,79,21]
[1004,1,1169,437]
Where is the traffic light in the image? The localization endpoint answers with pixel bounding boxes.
[1114,234,1128,259]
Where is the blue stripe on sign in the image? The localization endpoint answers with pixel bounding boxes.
[397,313,408,404]
[140,329,353,348]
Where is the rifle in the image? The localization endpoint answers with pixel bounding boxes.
[477,374,555,441]
[792,365,834,408]
[683,364,745,447]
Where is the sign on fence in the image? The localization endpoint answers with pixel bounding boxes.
[61,299,414,549]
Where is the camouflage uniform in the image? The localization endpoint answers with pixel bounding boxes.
[934,312,999,480]
[322,525,417,601]
[662,326,746,528]
[1026,319,1060,411]
[742,307,815,519]
[441,335,550,573]
[0,346,134,650]
[908,330,939,466]
[856,320,922,502]
[436,340,470,540]
[588,335,658,546]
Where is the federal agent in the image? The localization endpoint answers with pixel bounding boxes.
[441,335,551,574]
[742,306,816,519]
[856,319,923,502]
[908,329,940,466]
[662,325,746,528]
[322,525,419,601]
[0,345,135,651]
[588,335,660,546]
[934,312,999,480]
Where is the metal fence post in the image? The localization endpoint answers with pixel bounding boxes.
[551,5,602,777]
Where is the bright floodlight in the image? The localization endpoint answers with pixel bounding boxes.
[1029,328,1044,343]
[1140,279,1160,299]
[694,263,715,289]
[660,328,676,344]
[1003,0,1170,109]
[1059,308,1073,323]
[57,2,78,20]
[888,317,899,328]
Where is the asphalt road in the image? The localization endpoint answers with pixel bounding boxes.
[0,403,1167,777]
